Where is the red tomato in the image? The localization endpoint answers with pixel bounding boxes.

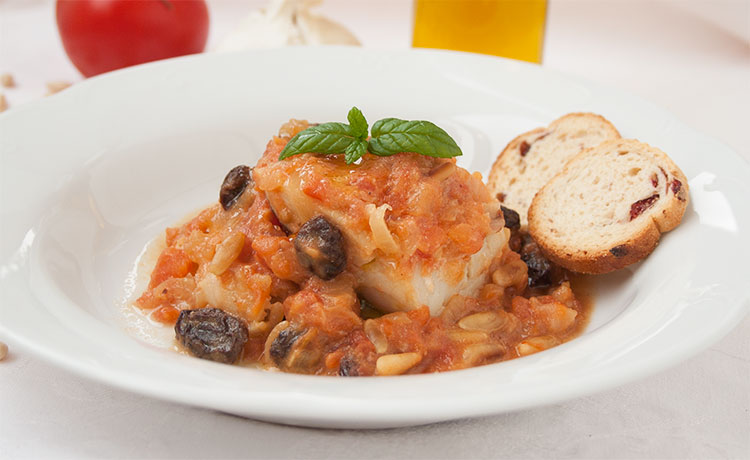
[56,0,209,77]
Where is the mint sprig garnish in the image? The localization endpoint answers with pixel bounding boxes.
[277,122,358,160]
[347,106,368,141]
[278,107,462,164]
[344,140,367,164]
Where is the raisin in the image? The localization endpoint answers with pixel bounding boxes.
[651,173,659,188]
[629,194,659,221]
[269,327,303,366]
[294,216,347,280]
[609,245,628,258]
[496,192,506,202]
[175,308,248,364]
[219,165,253,210]
[509,232,523,253]
[521,246,551,287]
[338,355,359,377]
[498,205,522,252]
[500,205,521,231]
[519,234,563,288]
[519,140,531,156]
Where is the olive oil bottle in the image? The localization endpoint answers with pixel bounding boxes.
[412,0,547,63]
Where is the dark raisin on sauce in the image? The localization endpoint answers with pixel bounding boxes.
[519,234,565,288]
[269,327,304,366]
[500,205,521,232]
[294,216,347,280]
[499,205,523,253]
[175,308,249,364]
[219,165,253,210]
[338,355,360,377]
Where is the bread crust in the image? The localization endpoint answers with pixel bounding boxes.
[548,112,621,136]
[531,221,661,274]
[488,113,620,228]
[528,139,688,274]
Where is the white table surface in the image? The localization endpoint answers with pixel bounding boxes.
[1,1,748,458]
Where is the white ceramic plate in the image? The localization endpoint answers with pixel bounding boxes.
[1,48,748,429]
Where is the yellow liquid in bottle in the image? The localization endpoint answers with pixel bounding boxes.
[412,0,547,63]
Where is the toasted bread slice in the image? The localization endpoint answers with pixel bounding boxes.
[488,113,620,228]
[528,139,689,274]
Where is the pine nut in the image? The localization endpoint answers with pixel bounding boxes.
[1,73,15,88]
[516,336,560,356]
[529,298,577,333]
[458,311,508,332]
[439,294,469,325]
[0,341,8,361]
[364,320,388,353]
[492,258,527,288]
[46,80,71,95]
[463,343,506,366]
[376,352,422,376]
[447,329,489,344]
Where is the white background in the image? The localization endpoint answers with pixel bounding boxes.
[1,1,748,458]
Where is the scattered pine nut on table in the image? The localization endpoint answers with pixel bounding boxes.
[0,341,8,361]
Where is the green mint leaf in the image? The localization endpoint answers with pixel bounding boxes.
[279,122,357,160]
[347,107,368,141]
[368,118,462,158]
[344,140,368,164]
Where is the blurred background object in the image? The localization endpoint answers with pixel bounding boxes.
[215,0,359,51]
[412,0,547,63]
[56,0,209,77]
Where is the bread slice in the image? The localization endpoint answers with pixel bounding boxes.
[488,113,620,229]
[528,139,689,274]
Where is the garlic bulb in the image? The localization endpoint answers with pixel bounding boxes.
[215,0,360,52]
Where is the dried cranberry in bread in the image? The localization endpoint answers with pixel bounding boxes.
[488,113,620,229]
[527,139,689,274]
